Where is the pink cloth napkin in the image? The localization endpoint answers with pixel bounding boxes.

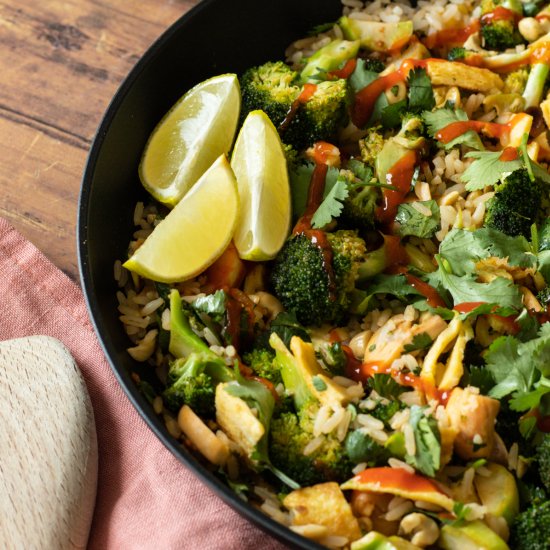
[0,217,287,550]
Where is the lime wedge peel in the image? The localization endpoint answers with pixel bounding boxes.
[124,155,239,283]
[230,110,291,261]
[139,74,241,207]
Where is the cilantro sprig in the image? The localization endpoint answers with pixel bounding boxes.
[311,179,349,228]
[380,68,435,129]
[405,405,441,477]
[485,324,550,426]
[461,134,550,191]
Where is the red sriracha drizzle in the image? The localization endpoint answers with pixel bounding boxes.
[345,358,450,405]
[328,58,357,80]
[292,142,339,302]
[352,59,433,128]
[279,83,318,133]
[376,150,418,224]
[453,302,520,335]
[354,467,449,494]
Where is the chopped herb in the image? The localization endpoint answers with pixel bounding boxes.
[403,333,434,353]
[427,255,523,310]
[405,405,441,477]
[345,430,390,465]
[395,200,441,238]
[311,179,349,228]
[312,375,328,391]
[407,68,435,113]
[367,373,408,399]
[461,149,522,191]
[381,99,408,129]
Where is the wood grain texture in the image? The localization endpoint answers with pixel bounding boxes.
[0,336,97,549]
[0,0,198,280]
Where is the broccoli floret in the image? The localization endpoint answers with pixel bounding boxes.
[480,0,524,51]
[504,68,530,94]
[163,353,233,416]
[447,47,478,62]
[240,61,349,150]
[481,20,524,51]
[484,168,543,237]
[242,347,282,385]
[341,183,379,231]
[509,500,550,550]
[359,126,385,168]
[397,113,426,148]
[270,231,361,326]
[362,57,386,73]
[240,61,300,127]
[269,408,353,485]
[283,79,350,150]
[537,434,550,492]
[270,230,390,326]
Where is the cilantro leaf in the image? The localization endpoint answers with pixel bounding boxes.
[345,430,390,465]
[405,405,441,477]
[347,158,374,184]
[460,150,523,191]
[408,68,435,113]
[463,365,495,395]
[509,381,550,412]
[269,311,311,349]
[485,324,550,401]
[350,59,389,124]
[395,200,441,238]
[423,107,484,151]
[192,290,227,318]
[403,333,434,353]
[428,255,523,309]
[439,228,537,276]
[367,274,425,302]
[288,162,340,222]
[367,373,408,399]
[381,99,408,129]
[311,178,349,228]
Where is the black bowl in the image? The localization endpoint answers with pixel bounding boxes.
[78,0,343,547]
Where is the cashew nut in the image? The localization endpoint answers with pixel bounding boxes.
[519,17,543,43]
[348,330,372,359]
[243,264,266,294]
[398,512,440,547]
[254,291,284,320]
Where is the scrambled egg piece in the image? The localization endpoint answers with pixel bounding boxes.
[426,60,503,92]
[215,383,264,458]
[284,482,362,542]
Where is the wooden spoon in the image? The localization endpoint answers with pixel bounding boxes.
[0,335,97,549]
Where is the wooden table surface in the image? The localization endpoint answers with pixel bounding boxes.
[0,0,199,281]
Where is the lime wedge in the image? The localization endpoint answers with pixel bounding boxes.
[139,74,240,206]
[230,110,291,260]
[124,155,239,282]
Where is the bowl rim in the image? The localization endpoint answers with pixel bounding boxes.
[77,1,325,548]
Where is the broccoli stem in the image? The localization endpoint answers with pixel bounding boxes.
[523,63,550,109]
[357,246,388,281]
